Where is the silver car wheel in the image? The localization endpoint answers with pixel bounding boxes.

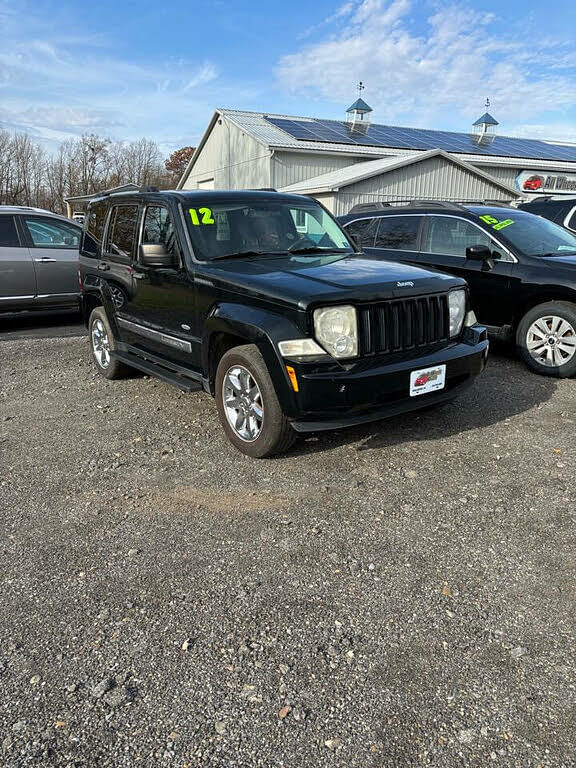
[222,365,264,442]
[109,284,125,309]
[91,318,111,369]
[526,315,576,368]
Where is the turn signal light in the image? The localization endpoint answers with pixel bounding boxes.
[286,365,299,392]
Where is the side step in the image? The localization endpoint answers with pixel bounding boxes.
[111,351,202,392]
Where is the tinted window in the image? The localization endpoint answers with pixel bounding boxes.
[344,218,378,247]
[24,217,80,249]
[566,208,576,231]
[106,205,139,260]
[374,216,422,250]
[425,217,491,256]
[87,201,108,242]
[487,210,576,257]
[0,216,20,247]
[142,207,176,260]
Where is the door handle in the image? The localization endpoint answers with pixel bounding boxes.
[132,271,146,279]
[97,263,110,271]
[34,256,57,263]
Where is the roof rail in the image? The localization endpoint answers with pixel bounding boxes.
[348,201,392,213]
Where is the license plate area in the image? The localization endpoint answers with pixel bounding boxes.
[410,364,446,397]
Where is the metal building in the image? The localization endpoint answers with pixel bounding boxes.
[178,104,576,216]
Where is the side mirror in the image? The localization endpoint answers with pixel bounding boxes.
[466,244,492,261]
[139,243,176,267]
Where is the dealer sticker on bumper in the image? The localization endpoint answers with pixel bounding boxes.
[410,364,446,397]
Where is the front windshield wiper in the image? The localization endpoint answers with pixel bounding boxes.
[288,246,350,255]
[211,250,273,261]
[531,251,576,258]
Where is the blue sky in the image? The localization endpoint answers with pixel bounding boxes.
[1,0,575,155]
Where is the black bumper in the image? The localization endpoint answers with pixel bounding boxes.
[285,325,489,432]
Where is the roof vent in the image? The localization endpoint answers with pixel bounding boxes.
[472,98,499,145]
[346,82,373,133]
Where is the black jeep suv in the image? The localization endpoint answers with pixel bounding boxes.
[339,202,576,377]
[79,190,487,457]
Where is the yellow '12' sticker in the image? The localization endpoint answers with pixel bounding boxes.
[479,214,514,231]
[189,207,215,225]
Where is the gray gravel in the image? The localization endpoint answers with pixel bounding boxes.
[0,336,575,767]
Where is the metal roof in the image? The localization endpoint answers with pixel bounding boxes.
[346,98,373,113]
[278,149,520,197]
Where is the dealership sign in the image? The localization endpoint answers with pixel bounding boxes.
[516,170,576,194]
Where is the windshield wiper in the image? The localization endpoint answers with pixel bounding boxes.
[211,250,271,261]
[288,246,349,255]
[532,251,576,258]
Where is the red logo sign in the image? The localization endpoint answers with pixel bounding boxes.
[523,175,544,191]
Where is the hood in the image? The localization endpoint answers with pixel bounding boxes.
[200,252,463,309]
[539,253,576,267]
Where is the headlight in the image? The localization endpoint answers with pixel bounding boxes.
[278,338,326,358]
[448,289,466,338]
[313,305,358,358]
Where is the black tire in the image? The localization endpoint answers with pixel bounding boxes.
[215,344,296,458]
[88,307,132,380]
[516,301,576,378]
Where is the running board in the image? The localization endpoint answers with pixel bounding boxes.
[111,351,202,392]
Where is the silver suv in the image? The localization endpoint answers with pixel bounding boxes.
[0,206,82,314]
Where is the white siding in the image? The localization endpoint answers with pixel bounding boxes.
[272,151,360,189]
[331,156,516,216]
[182,117,272,190]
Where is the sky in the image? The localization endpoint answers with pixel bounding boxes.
[1,0,575,155]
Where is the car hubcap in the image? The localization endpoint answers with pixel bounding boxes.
[222,365,264,442]
[109,285,125,308]
[91,319,111,369]
[526,315,576,367]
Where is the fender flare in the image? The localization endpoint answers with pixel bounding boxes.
[202,303,306,415]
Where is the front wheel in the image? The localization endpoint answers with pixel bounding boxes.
[516,301,576,377]
[215,344,296,458]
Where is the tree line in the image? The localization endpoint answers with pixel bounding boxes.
[0,131,195,215]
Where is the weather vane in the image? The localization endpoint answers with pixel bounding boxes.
[358,81,365,96]
[485,97,490,109]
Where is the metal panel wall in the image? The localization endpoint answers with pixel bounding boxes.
[332,156,515,216]
[272,151,359,189]
[182,118,272,190]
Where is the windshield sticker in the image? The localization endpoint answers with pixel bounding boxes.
[479,214,515,231]
[189,207,215,226]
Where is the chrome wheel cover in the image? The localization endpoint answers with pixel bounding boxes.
[91,318,111,369]
[526,315,576,368]
[222,365,264,442]
[109,285,125,309]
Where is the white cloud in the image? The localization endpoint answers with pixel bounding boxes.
[276,0,576,139]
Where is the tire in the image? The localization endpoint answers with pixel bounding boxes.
[215,344,296,458]
[88,307,132,380]
[516,301,576,377]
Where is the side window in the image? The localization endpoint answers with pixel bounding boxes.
[106,205,139,261]
[374,216,422,250]
[142,207,177,261]
[345,218,378,247]
[425,217,492,257]
[0,216,21,247]
[566,207,576,232]
[23,217,80,249]
[81,201,108,257]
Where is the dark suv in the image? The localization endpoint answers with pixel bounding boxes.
[79,189,488,457]
[339,202,576,377]
[518,196,576,233]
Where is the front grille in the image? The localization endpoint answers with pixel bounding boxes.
[359,294,450,356]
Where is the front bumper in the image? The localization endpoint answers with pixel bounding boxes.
[284,324,489,432]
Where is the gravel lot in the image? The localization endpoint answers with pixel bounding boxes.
[0,336,574,767]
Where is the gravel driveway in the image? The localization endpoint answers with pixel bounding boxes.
[0,336,574,767]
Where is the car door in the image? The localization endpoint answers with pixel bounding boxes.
[0,215,37,308]
[118,204,200,370]
[415,215,514,326]
[21,215,81,304]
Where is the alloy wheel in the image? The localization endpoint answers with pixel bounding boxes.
[222,365,264,442]
[526,315,576,368]
[91,318,111,369]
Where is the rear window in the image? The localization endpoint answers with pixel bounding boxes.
[105,205,140,261]
[0,216,20,247]
[374,216,422,250]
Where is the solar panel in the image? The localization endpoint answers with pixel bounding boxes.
[265,117,576,162]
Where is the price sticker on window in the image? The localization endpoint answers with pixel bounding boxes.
[479,214,515,231]
[189,207,215,226]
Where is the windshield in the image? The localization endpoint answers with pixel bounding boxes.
[182,199,353,261]
[477,209,576,257]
